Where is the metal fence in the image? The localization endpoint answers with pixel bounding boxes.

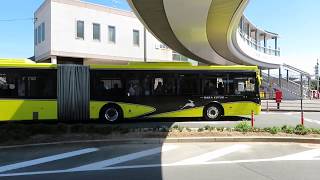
[261,100,320,112]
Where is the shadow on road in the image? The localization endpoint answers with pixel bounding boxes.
[0,116,251,179]
[123,116,250,123]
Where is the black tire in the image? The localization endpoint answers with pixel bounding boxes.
[203,104,223,121]
[99,104,123,123]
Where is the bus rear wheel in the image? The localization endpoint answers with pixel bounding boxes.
[203,104,223,121]
[99,104,123,123]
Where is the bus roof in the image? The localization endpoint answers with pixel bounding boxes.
[90,62,259,71]
[0,60,258,72]
[0,58,56,68]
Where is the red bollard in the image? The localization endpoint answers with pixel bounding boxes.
[251,110,254,128]
[301,111,304,126]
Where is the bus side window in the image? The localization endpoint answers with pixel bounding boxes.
[0,72,17,97]
[95,79,123,97]
[152,77,176,96]
[179,74,199,95]
[153,78,164,95]
[127,79,142,97]
[229,75,256,95]
[203,79,217,95]
[0,70,56,99]
[143,75,151,96]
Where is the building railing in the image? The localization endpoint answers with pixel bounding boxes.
[237,29,280,57]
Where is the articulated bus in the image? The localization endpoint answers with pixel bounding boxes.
[0,59,261,122]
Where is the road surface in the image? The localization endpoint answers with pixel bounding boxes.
[1,142,320,180]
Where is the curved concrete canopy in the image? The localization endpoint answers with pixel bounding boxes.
[127,0,281,69]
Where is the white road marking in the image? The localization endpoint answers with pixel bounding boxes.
[1,157,320,177]
[174,144,250,165]
[260,112,298,115]
[69,145,178,171]
[178,121,235,125]
[0,148,98,173]
[273,149,320,160]
[263,111,320,125]
[304,118,320,125]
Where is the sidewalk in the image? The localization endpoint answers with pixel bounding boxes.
[262,99,320,112]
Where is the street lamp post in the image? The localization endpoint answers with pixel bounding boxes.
[300,74,304,125]
[316,59,319,92]
[144,27,147,62]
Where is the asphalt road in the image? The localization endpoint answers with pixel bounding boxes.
[1,142,320,180]
[117,111,320,129]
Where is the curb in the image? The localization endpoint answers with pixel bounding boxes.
[2,137,320,149]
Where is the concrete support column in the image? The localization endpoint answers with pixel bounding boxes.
[286,69,289,82]
[267,69,270,84]
[263,34,267,53]
[300,74,304,99]
[279,68,282,88]
[274,37,278,56]
[254,30,258,50]
[308,77,311,99]
[240,17,244,31]
[51,56,57,64]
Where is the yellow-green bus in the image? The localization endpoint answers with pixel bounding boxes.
[0,59,261,122]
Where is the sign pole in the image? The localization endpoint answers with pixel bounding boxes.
[300,74,304,125]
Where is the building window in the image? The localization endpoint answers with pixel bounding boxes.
[108,26,116,43]
[133,30,140,46]
[172,51,188,61]
[93,23,100,41]
[76,20,84,39]
[160,43,167,49]
[41,22,45,42]
[37,25,41,44]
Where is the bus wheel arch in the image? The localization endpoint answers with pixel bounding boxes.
[99,103,124,123]
[203,102,224,121]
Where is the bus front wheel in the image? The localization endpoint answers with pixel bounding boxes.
[99,104,123,123]
[203,104,223,121]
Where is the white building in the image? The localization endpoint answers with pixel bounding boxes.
[34,0,190,65]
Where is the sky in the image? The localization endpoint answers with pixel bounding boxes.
[0,0,319,74]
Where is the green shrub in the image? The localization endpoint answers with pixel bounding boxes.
[270,127,281,134]
[159,127,169,132]
[178,126,184,132]
[252,128,263,132]
[186,127,192,132]
[234,122,252,132]
[263,127,271,132]
[311,128,320,134]
[172,125,179,129]
[294,125,310,135]
[198,128,204,132]
[281,125,294,134]
[203,125,216,131]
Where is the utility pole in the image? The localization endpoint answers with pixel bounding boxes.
[300,73,304,125]
[316,59,319,91]
[144,27,147,62]
[33,17,37,62]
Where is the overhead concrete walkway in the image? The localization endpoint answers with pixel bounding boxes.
[127,0,281,69]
